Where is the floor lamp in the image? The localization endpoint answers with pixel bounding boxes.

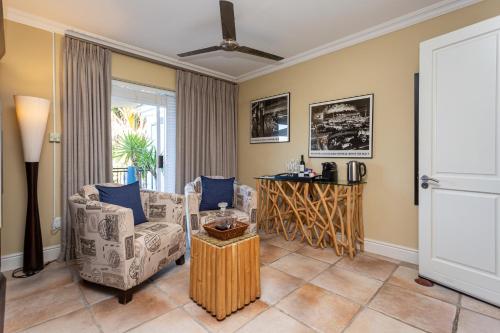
[14,96,50,276]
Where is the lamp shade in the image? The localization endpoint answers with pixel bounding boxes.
[14,96,50,162]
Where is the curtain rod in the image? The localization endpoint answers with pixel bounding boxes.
[65,34,238,85]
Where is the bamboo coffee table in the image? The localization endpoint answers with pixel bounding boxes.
[189,232,260,320]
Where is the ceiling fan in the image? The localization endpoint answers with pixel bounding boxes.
[177,0,284,61]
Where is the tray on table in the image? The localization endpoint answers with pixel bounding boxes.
[202,220,248,240]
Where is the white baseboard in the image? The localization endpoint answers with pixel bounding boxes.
[364,238,419,264]
[0,239,417,272]
[1,245,61,272]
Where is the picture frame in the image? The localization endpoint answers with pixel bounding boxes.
[250,92,290,144]
[309,94,374,158]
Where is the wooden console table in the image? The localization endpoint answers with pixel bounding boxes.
[189,233,260,320]
[256,177,365,258]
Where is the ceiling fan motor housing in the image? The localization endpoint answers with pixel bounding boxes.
[177,0,283,61]
[220,39,239,51]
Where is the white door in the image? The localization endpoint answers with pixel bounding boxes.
[419,16,500,306]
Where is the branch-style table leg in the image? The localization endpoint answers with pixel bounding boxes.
[345,186,355,258]
[275,181,313,246]
[312,183,340,254]
[255,178,365,258]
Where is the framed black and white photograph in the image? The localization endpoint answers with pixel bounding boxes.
[250,92,290,143]
[309,94,374,158]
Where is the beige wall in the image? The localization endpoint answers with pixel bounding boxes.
[0,20,62,255]
[238,0,500,249]
[0,20,176,256]
[2,0,499,256]
[111,53,176,91]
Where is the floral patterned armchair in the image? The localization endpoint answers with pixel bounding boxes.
[185,176,258,235]
[68,184,186,304]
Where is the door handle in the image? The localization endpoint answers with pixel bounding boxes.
[421,175,439,189]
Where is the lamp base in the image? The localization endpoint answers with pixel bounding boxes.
[23,162,44,275]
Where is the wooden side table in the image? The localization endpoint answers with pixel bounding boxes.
[189,233,260,320]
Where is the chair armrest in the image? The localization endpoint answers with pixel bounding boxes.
[68,194,135,290]
[185,183,201,235]
[234,184,257,224]
[140,190,186,231]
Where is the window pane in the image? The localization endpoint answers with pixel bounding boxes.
[111,80,175,192]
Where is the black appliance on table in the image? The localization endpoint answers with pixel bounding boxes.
[321,162,338,182]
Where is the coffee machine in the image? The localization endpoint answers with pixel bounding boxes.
[321,162,338,181]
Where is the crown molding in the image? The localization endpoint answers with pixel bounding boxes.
[4,7,67,34]
[4,7,238,82]
[236,0,482,82]
[65,30,238,82]
[5,0,481,83]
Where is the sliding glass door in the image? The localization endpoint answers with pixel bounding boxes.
[111,80,176,193]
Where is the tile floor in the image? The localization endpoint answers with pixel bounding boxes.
[4,233,500,333]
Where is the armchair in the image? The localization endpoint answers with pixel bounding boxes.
[68,184,187,304]
[185,176,257,235]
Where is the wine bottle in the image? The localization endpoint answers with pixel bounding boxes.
[299,155,305,172]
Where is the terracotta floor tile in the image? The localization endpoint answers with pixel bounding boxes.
[399,262,419,270]
[154,262,191,306]
[149,260,190,281]
[364,252,401,265]
[266,237,305,252]
[369,285,456,333]
[311,266,382,304]
[5,283,85,333]
[258,232,279,240]
[457,309,500,333]
[91,284,176,333]
[237,307,314,333]
[461,295,500,320]
[6,266,74,301]
[78,281,115,305]
[270,253,329,281]
[40,260,73,274]
[3,261,72,283]
[387,266,459,304]
[183,300,268,333]
[345,308,425,333]
[260,242,291,265]
[336,253,397,281]
[128,308,207,333]
[277,284,360,333]
[20,308,100,333]
[296,246,342,264]
[260,266,304,305]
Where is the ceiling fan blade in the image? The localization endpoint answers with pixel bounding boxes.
[237,46,284,61]
[177,46,221,57]
[220,0,236,41]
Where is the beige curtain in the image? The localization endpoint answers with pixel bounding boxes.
[175,70,238,193]
[60,36,112,261]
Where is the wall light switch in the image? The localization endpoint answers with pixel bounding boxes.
[49,132,61,143]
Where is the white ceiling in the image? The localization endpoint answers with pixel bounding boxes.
[4,0,475,80]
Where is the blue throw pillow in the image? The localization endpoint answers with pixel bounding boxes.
[199,176,235,211]
[96,181,147,225]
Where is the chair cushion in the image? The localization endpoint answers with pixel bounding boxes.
[199,176,235,211]
[96,181,147,225]
[132,222,186,284]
